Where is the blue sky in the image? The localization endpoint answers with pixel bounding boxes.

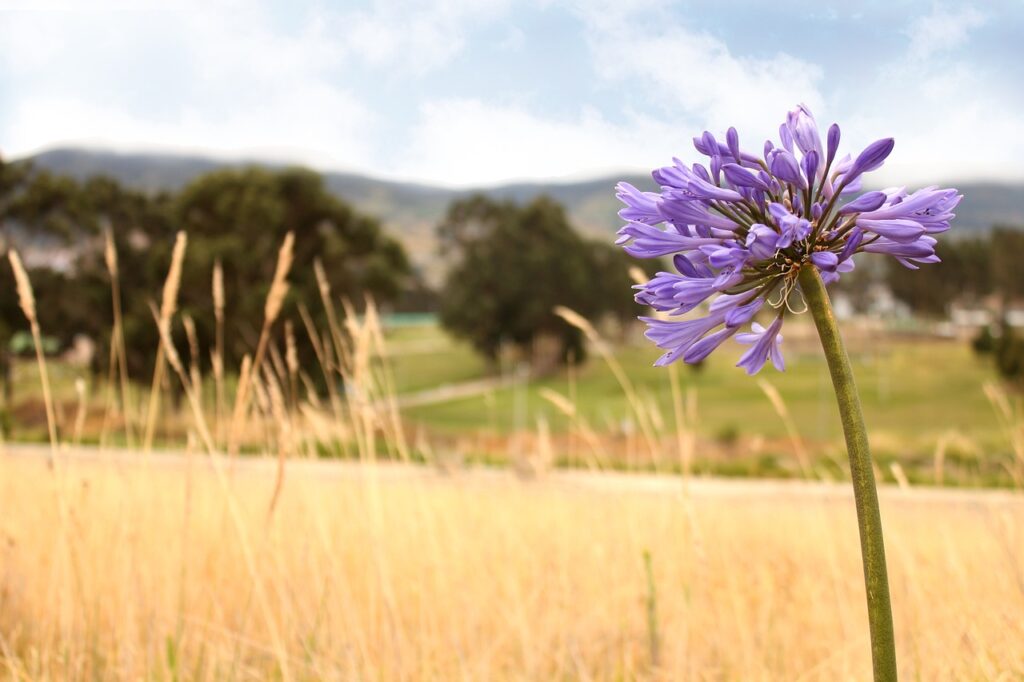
[1,0,1022,187]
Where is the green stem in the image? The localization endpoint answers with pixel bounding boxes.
[798,266,897,682]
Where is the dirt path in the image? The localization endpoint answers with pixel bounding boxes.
[389,374,513,409]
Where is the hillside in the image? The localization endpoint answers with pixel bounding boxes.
[23,148,1024,277]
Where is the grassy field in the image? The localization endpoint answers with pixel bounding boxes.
[2,319,1015,485]
[1,238,1022,681]
[381,321,1012,483]
[0,449,1020,680]
[389,322,996,441]
[408,332,996,436]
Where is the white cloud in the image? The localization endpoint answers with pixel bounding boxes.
[396,2,833,188]
[575,1,825,144]
[0,0,515,169]
[326,0,513,74]
[843,7,1020,186]
[399,98,687,187]
[569,0,1024,187]
[0,3,375,166]
[844,61,1023,186]
[1,0,1020,188]
[906,6,987,62]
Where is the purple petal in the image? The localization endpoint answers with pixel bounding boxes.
[683,327,736,364]
[617,221,723,258]
[726,127,741,163]
[769,150,806,188]
[856,218,925,243]
[842,138,895,187]
[786,104,823,160]
[826,123,840,167]
[616,182,662,224]
[810,251,839,271]
[723,163,770,191]
[838,191,888,215]
[736,315,785,375]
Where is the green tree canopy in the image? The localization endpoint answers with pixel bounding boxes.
[1,161,412,382]
[78,166,411,376]
[438,194,654,368]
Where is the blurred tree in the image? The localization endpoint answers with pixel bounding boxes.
[0,153,28,403]
[1,162,412,387]
[438,194,654,370]
[0,155,99,401]
[0,154,31,233]
[887,236,994,315]
[74,166,412,377]
[992,324,1024,389]
[583,239,657,336]
[990,227,1024,304]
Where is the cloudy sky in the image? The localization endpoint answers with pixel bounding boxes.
[1,0,1022,187]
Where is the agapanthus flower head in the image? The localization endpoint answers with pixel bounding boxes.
[617,105,961,374]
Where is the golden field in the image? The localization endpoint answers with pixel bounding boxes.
[0,446,1021,681]
[1,232,1023,681]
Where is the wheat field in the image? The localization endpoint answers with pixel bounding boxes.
[2,235,1024,680]
[0,446,1021,681]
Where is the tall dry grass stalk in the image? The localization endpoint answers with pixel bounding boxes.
[362,298,411,461]
[182,314,202,403]
[554,306,660,457]
[72,378,88,447]
[7,250,85,650]
[104,228,133,445]
[149,304,293,679]
[984,381,1024,485]
[284,320,299,409]
[757,378,812,478]
[668,364,697,479]
[264,365,292,516]
[296,301,344,422]
[334,296,414,465]
[143,231,188,452]
[8,249,59,457]
[227,352,250,458]
[228,232,293,459]
[314,258,352,377]
[538,387,607,471]
[212,259,226,444]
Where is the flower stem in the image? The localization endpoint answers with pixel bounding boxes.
[798,266,897,682]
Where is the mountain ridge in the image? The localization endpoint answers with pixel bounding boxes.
[21,147,1024,277]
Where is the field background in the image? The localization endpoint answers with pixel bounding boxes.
[1,446,1021,680]
[4,317,1013,488]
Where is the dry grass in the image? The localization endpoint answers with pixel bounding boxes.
[0,452,1021,681]
[3,230,1024,680]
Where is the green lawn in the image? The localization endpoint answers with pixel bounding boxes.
[383,323,489,393]
[395,322,1008,461]
[2,319,1014,484]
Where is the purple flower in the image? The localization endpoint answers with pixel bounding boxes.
[616,221,720,258]
[769,149,806,188]
[787,104,823,163]
[616,182,662,224]
[745,223,781,260]
[615,104,961,373]
[736,318,785,375]
[810,251,839,271]
[840,138,895,189]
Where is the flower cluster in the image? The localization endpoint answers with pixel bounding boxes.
[616,105,960,374]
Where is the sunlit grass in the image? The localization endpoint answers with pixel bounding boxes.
[402,326,1001,447]
[1,231,1022,681]
[0,452,1020,680]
